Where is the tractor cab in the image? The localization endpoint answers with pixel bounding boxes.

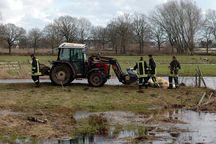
[57,43,87,76]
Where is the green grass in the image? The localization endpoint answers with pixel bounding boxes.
[0,83,208,113]
[0,55,216,79]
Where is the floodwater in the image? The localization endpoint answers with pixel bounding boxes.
[60,110,216,144]
[1,110,216,143]
[175,110,216,144]
[0,76,216,89]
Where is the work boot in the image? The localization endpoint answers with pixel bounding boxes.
[35,81,40,87]
[139,85,142,89]
[35,83,40,87]
[168,84,173,89]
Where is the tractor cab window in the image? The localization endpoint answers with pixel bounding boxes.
[71,48,84,61]
[59,48,70,61]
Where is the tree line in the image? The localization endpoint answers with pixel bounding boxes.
[1,0,216,55]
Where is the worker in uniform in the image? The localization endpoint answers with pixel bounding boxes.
[147,54,159,87]
[168,56,181,89]
[31,54,41,87]
[134,57,149,89]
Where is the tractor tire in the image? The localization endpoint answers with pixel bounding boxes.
[50,65,72,85]
[88,71,106,87]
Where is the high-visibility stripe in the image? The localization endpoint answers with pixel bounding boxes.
[137,61,147,78]
[32,59,42,76]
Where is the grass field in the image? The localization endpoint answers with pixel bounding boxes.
[0,83,211,139]
[0,55,216,79]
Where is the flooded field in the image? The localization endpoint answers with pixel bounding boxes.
[3,110,216,144]
[55,110,216,144]
[0,76,215,143]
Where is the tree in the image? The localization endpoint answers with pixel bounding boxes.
[43,24,63,54]
[199,12,215,54]
[91,26,108,51]
[28,28,43,54]
[107,21,119,54]
[1,23,26,54]
[132,13,150,54]
[150,0,202,54]
[205,10,216,41]
[114,13,134,54]
[77,18,92,43]
[54,15,78,42]
[149,21,167,51]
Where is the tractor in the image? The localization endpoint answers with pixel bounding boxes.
[41,43,137,87]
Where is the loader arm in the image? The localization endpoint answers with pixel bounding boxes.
[89,55,137,84]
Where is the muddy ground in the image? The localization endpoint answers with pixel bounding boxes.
[0,83,215,143]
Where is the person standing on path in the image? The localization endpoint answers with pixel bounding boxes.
[147,54,159,87]
[31,54,41,87]
[134,57,149,89]
[168,56,181,89]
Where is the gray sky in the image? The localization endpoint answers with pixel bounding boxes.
[0,0,216,30]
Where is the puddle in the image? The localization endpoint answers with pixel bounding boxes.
[0,109,23,117]
[73,111,147,125]
[70,110,216,144]
[175,110,216,144]
[73,111,90,120]
[0,76,216,89]
[2,110,216,143]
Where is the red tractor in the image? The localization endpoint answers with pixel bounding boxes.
[41,43,137,87]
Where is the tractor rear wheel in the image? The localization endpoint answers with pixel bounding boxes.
[88,71,106,87]
[50,65,72,85]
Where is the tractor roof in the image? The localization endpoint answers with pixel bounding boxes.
[58,43,86,49]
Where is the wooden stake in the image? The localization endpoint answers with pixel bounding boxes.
[197,66,207,88]
[198,92,206,106]
[195,74,197,87]
[208,92,213,100]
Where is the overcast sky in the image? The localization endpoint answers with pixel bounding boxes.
[0,0,216,31]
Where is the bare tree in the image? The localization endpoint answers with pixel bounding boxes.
[18,35,28,48]
[198,11,216,54]
[149,19,167,51]
[54,15,78,42]
[151,0,202,54]
[91,26,108,51]
[205,10,216,40]
[1,23,26,54]
[200,26,213,54]
[107,21,119,54]
[77,18,92,43]
[132,13,150,54]
[28,28,43,54]
[43,24,63,54]
[114,13,134,54]
[0,13,3,41]
[0,24,4,40]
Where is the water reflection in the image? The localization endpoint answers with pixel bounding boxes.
[176,110,216,144]
[2,110,216,144]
